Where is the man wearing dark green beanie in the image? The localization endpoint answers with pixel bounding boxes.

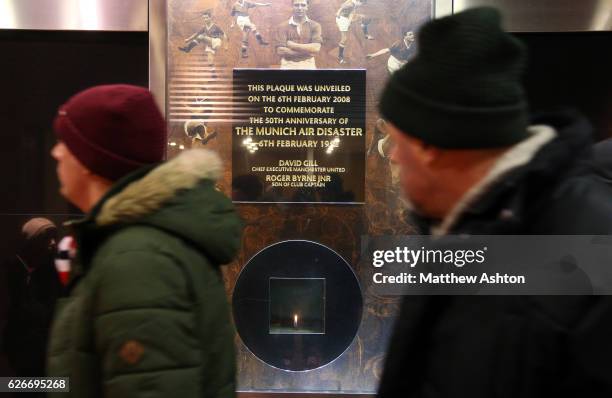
[378,7,612,398]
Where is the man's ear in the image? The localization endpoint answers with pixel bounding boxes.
[417,142,441,166]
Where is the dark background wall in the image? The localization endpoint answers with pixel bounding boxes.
[0,29,148,379]
[517,31,612,140]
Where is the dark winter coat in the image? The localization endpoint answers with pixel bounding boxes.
[46,150,242,398]
[378,110,612,398]
[3,254,62,376]
[593,138,612,185]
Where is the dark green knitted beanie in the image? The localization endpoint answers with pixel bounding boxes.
[379,7,529,148]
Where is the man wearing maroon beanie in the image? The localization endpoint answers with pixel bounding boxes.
[47,84,241,398]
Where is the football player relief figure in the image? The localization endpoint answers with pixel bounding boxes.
[335,0,372,64]
[231,0,272,58]
[275,0,322,69]
[179,10,229,66]
[367,30,416,74]
[183,96,218,147]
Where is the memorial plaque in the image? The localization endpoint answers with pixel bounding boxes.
[232,69,366,203]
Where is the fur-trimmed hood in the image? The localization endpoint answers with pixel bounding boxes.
[77,149,241,265]
[96,149,223,226]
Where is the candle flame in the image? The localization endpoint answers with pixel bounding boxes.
[293,314,298,328]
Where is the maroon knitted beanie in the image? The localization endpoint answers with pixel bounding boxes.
[53,84,166,181]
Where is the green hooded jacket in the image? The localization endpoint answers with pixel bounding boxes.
[47,149,241,398]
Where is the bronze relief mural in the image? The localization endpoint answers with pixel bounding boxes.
[166,0,431,393]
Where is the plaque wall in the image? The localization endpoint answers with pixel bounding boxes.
[164,0,433,393]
